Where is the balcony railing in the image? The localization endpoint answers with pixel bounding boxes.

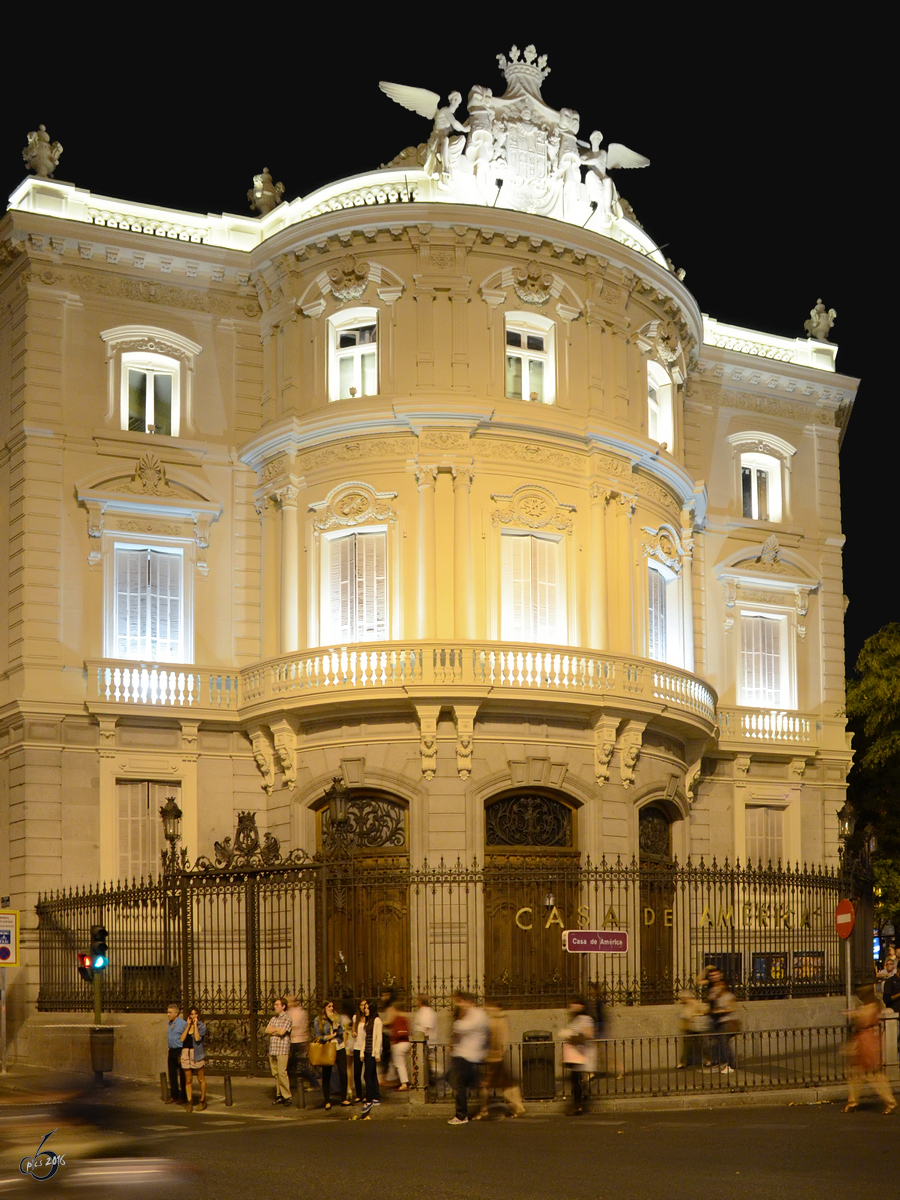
[240,642,717,722]
[718,708,819,747]
[86,660,240,710]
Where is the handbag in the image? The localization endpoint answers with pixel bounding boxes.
[308,1040,337,1067]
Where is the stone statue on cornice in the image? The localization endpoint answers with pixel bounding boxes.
[379,83,470,184]
[579,131,650,227]
[23,125,62,178]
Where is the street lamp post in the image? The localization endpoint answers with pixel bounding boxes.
[321,777,353,1005]
[159,796,184,1006]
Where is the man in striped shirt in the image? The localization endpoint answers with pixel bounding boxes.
[265,997,293,1105]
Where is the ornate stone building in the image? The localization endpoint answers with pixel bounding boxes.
[0,48,857,1053]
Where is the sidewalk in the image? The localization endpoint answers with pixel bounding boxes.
[0,1060,856,1118]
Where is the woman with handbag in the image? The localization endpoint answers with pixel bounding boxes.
[312,1000,349,1109]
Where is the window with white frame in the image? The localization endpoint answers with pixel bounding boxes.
[744,804,784,866]
[117,780,180,880]
[101,326,201,438]
[739,611,793,708]
[505,313,555,404]
[123,353,179,436]
[740,452,781,522]
[646,360,674,448]
[114,545,184,662]
[323,529,387,643]
[500,532,566,643]
[328,309,379,400]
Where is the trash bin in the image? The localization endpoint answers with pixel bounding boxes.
[89,1026,115,1074]
[521,1029,555,1100]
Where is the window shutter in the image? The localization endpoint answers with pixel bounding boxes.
[329,535,354,642]
[115,547,147,659]
[533,536,558,641]
[741,615,781,706]
[501,535,532,640]
[648,565,667,662]
[355,532,387,641]
[148,551,181,662]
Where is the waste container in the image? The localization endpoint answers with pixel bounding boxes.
[521,1029,555,1100]
[89,1026,115,1074]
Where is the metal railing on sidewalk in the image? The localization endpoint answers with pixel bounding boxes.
[414,1024,852,1103]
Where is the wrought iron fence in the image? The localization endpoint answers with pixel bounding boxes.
[37,851,850,1073]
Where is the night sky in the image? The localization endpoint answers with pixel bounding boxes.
[0,17,878,678]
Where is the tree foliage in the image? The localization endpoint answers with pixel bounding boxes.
[846,623,900,855]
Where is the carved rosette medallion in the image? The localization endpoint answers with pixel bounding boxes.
[311,481,398,532]
[491,484,575,534]
[643,526,683,574]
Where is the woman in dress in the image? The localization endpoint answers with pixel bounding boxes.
[844,984,896,1113]
[313,999,350,1109]
[179,1005,208,1113]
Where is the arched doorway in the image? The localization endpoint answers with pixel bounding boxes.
[639,804,675,1004]
[483,791,581,1007]
[315,789,410,1004]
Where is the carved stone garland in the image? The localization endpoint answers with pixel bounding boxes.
[485,794,572,847]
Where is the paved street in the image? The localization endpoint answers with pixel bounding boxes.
[0,1068,892,1199]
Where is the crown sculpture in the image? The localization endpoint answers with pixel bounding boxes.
[380,44,649,229]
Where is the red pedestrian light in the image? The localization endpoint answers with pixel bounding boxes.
[76,952,94,983]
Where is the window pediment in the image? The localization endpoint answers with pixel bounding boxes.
[491,484,574,534]
[310,481,398,532]
[642,524,683,574]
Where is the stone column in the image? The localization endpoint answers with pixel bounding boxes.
[277,485,300,654]
[680,505,695,672]
[416,465,438,638]
[589,483,610,651]
[257,496,279,659]
[452,467,475,639]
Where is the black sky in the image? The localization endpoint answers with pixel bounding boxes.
[0,15,880,678]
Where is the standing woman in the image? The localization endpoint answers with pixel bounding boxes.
[313,999,349,1109]
[351,999,367,1103]
[557,996,596,1116]
[179,1006,208,1113]
[359,998,383,1117]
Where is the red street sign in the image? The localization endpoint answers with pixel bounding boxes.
[563,929,628,954]
[835,899,855,940]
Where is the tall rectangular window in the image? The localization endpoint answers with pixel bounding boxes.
[745,805,784,865]
[128,367,175,435]
[115,546,184,662]
[335,323,377,399]
[740,613,782,707]
[648,564,667,663]
[117,780,180,881]
[328,531,387,642]
[500,533,565,643]
[741,464,770,521]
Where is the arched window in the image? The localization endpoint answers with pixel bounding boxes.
[726,432,797,525]
[485,792,574,848]
[101,325,201,438]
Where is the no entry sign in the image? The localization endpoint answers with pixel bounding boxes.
[563,929,628,954]
[835,899,855,940]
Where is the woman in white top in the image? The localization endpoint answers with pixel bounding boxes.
[557,996,596,1116]
[355,998,383,1116]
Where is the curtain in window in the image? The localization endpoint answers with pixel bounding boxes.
[648,565,667,662]
[745,805,784,865]
[741,615,781,706]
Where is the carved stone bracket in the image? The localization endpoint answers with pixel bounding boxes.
[722,580,737,633]
[591,715,620,784]
[98,717,118,760]
[249,727,276,795]
[618,720,647,788]
[327,255,370,302]
[734,754,751,777]
[415,704,441,781]
[684,736,712,804]
[680,504,695,560]
[453,705,479,780]
[269,717,300,789]
[311,480,398,532]
[513,260,553,305]
[180,721,199,764]
[789,757,807,778]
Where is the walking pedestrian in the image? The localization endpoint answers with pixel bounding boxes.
[676,989,710,1068]
[706,968,738,1074]
[378,988,397,1085]
[475,999,525,1119]
[447,990,489,1125]
[179,1006,208,1112]
[285,993,319,1097]
[413,994,438,1087]
[390,1003,412,1092]
[843,984,897,1114]
[265,996,293,1106]
[165,1002,187,1105]
[313,999,350,1109]
[557,996,596,1115]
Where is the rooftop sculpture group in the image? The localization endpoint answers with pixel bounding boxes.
[380,44,649,228]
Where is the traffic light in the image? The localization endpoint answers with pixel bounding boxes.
[89,924,109,971]
[76,952,94,982]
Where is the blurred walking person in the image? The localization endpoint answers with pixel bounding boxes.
[676,989,710,1068]
[448,991,489,1125]
[390,1002,412,1092]
[557,996,596,1115]
[313,999,349,1109]
[475,999,525,1119]
[285,993,319,1099]
[413,994,438,1087]
[843,984,896,1114]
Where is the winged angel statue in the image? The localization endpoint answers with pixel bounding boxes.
[379,82,470,184]
[579,130,649,225]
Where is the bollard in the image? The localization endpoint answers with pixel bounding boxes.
[160,1071,169,1102]
[224,1075,233,1107]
